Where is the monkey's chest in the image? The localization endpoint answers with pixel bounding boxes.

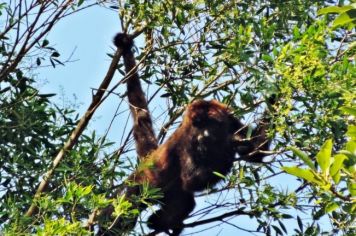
[180,149,234,192]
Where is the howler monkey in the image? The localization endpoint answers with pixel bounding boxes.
[97,33,273,236]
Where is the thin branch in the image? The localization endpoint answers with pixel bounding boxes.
[184,208,254,228]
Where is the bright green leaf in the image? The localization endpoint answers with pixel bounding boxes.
[288,146,315,170]
[345,140,356,163]
[318,5,354,15]
[330,154,347,177]
[340,106,356,116]
[332,171,341,184]
[333,9,356,27]
[213,171,226,179]
[325,202,339,213]
[239,165,244,179]
[82,186,93,196]
[348,181,356,196]
[346,126,356,140]
[316,139,332,176]
[282,166,322,185]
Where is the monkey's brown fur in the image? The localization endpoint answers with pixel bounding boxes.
[97,33,273,235]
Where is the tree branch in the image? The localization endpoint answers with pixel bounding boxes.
[184,208,254,228]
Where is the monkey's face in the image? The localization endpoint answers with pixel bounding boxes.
[185,100,236,142]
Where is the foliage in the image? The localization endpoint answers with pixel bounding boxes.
[0,0,355,235]
[318,3,356,28]
[284,123,356,233]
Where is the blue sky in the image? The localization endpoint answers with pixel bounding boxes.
[39,5,131,143]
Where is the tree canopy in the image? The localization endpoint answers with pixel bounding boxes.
[0,0,355,235]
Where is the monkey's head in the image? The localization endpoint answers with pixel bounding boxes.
[183,100,239,142]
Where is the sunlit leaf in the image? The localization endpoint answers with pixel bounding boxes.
[330,154,347,181]
[213,171,226,180]
[318,5,354,15]
[330,154,347,184]
[325,202,339,213]
[346,140,356,155]
[282,166,322,185]
[340,106,356,116]
[348,181,356,196]
[288,146,315,170]
[333,9,356,27]
[316,139,332,176]
[346,126,356,140]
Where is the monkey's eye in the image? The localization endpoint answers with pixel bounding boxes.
[193,117,223,129]
[192,117,205,127]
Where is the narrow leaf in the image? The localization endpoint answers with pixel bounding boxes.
[288,146,315,170]
[282,166,322,185]
[318,5,353,15]
[316,139,332,176]
[345,141,356,164]
[332,171,341,184]
[325,202,339,213]
[330,154,347,177]
[297,215,303,231]
[348,181,356,196]
[346,126,356,140]
[272,225,283,235]
[213,171,226,180]
[340,106,356,116]
[333,9,356,27]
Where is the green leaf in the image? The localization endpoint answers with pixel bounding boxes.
[297,215,303,231]
[288,146,315,170]
[82,185,93,196]
[345,141,356,161]
[316,139,332,176]
[318,5,353,15]
[333,9,356,28]
[42,39,49,47]
[332,171,341,184]
[346,125,356,140]
[278,220,287,234]
[78,0,84,6]
[340,106,356,116]
[262,54,273,62]
[282,166,322,185]
[38,93,56,98]
[348,181,356,196]
[271,225,283,235]
[330,154,347,180]
[213,171,226,180]
[325,202,339,213]
[51,51,60,57]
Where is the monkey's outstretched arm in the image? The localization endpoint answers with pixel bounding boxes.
[234,117,272,162]
[94,33,158,235]
[114,33,158,158]
[233,98,275,163]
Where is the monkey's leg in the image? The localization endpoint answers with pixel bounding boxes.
[148,190,195,235]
